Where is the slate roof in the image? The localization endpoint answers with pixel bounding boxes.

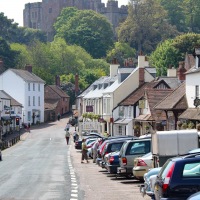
[155,77,181,89]
[154,83,187,110]
[9,69,45,83]
[0,90,22,107]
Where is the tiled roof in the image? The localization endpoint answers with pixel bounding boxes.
[0,90,22,107]
[10,69,45,83]
[146,88,173,120]
[44,85,69,100]
[179,108,200,120]
[44,99,59,110]
[154,83,187,110]
[119,80,170,106]
[48,85,69,98]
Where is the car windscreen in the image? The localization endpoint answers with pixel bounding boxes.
[126,140,151,155]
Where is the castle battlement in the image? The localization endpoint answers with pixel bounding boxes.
[23,0,128,41]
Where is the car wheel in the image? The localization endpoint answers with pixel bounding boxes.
[125,174,133,179]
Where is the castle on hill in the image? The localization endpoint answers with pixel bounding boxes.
[23,0,128,41]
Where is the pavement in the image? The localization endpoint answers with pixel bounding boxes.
[67,123,150,200]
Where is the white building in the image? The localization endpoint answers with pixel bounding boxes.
[79,55,156,135]
[0,66,45,125]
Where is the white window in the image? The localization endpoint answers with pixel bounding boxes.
[195,85,199,98]
[38,96,40,106]
[128,106,132,118]
[103,99,106,114]
[28,96,31,106]
[28,83,30,91]
[33,83,35,91]
[28,111,31,121]
[118,126,122,135]
[33,96,35,106]
[38,84,40,91]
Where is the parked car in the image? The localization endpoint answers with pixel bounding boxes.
[96,135,137,165]
[100,138,132,169]
[75,135,102,150]
[133,152,153,181]
[104,151,120,174]
[187,192,200,200]
[140,167,161,200]
[117,138,151,178]
[154,153,200,200]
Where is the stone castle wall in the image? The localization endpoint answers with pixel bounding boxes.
[23,0,128,41]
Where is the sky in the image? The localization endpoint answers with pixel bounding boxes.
[0,0,129,27]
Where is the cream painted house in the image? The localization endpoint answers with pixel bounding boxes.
[79,55,156,135]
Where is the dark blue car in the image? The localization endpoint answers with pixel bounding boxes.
[105,151,120,174]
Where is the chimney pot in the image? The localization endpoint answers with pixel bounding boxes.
[25,64,32,73]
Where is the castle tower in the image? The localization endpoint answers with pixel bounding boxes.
[23,0,128,41]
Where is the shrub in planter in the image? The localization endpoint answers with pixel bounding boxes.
[181,122,188,129]
[188,121,195,129]
[196,123,200,131]
[177,121,182,128]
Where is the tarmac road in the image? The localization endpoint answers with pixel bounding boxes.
[68,122,151,200]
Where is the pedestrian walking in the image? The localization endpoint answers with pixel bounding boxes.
[73,131,79,142]
[57,113,61,121]
[81,138,89,163]
[27,123,31,133]
[65,129,70,145]
[65,122,70,131]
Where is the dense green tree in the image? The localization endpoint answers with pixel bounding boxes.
[54,9,114,58]
[106,42,136,66]
[10,43,32,68]
[0,12,19,42]
[150,33,200,76]
[118,0,179,54]
[15,27,47,44]
[0,37,19,69]
[158,0,186,32]
[149,40,181,76]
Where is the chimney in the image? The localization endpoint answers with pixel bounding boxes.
[110,58,120,77]
[177,61,186,81]
[0,59,3,68]
[127,58,133,67]
[167,65,177,77]
[139,68,145,86]
[55,75,60,87]
[75,73,79,96]
[25,64,32,73]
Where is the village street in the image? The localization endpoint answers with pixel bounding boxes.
[0,117,150,200]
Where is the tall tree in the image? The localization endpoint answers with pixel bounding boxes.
[150,33,200,76]
[54,9,114,58]
[118,0,179,54]
[0,37,19,69]
[106,42,136,66]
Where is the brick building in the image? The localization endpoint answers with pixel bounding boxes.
[23,0,128,41]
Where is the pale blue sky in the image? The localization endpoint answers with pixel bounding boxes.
[0,0,129,27]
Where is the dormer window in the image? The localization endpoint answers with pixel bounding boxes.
[98,84,102,89]
[104,83,108,89]
[93,85,97,90]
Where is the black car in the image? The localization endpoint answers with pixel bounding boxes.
[154,153,200,200]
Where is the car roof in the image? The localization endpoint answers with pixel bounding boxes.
[170,152,200,162]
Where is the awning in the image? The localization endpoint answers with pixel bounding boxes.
[114,118,132,125]
[134,114,153,122]
[178,108,200,120]
[1,116,12,121]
